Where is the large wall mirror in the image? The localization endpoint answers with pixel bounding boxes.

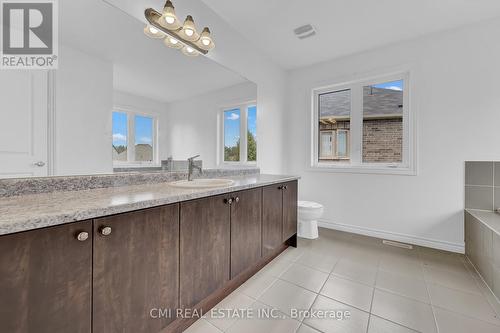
[0,0,257,179]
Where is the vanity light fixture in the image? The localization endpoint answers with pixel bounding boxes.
[144,0,215,57]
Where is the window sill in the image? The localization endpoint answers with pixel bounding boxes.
[218,162,258,168]
[113,163,161,168]
[309,163,416,176]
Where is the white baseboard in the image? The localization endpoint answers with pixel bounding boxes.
[317,219,465,254]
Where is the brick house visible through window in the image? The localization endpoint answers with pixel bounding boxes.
[313,72,415,174]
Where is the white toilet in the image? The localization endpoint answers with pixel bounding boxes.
[297,201,324,239]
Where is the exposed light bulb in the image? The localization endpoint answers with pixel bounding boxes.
[165,16,175,24]
[169,37,178,45]
[198,27,214,50]
[144,24,165,38]
[181,15,198,41]
[186,46,194,53]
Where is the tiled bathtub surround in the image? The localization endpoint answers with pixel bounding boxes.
[0,167,259,198]
[465,161,500,210]
[464,161,500,307]
[465,211,500,302]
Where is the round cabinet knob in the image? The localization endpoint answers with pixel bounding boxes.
[76,231,89,242]
[100,226,112,236]
[234,196,240,203]
[283,185,288,190]
[224,198,233,205]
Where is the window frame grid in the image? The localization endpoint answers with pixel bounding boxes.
[112,106,159,167]
[219,101,257,166]
[311,71,416,175]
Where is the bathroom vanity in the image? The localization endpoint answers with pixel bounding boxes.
[0,174,298,333]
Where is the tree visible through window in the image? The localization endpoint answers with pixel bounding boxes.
[247,106,257,162]
[223,104,257,163]
[112,110,157,164]
[224,108,240,162]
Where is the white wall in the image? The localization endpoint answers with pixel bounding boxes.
[172,0,287,174]
[113,90,170,162]
[285,18,500,252]
[55,45,113,175]
[165,82,257,168]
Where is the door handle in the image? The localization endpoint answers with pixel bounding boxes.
[34,161,46,167]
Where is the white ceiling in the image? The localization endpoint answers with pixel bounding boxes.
[202,0,500,69]
[60,0,248,103]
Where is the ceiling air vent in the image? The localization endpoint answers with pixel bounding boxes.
[294,24,316,39]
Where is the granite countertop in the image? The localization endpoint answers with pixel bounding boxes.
[466,209,500,236]
[0,174,299,236]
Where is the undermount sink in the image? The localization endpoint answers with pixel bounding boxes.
[169,178,235,189]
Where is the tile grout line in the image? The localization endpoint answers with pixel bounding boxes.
[366,256,382,333]
[420,252,440,333]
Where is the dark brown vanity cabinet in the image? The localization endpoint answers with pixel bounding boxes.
[282,181,298,241]
[230,188,262,278]
[262,181,298,256]
[92,204,180,333]
[180,194,231,309]
[0,180,297,333]
[0,220,92,333]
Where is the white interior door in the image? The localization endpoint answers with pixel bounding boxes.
[0,71,48,178]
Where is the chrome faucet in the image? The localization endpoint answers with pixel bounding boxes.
[187,155,202,181]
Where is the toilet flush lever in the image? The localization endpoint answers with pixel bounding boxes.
[34,161,46,167]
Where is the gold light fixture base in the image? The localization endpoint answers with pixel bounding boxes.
[144,8,208,55]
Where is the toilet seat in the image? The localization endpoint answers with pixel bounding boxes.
[298,201,323,210]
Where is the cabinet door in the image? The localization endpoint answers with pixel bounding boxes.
[230,188,262,278]
[283,180,298,241]
[93,205,179,333]
[0,221,92,333]
[262,184,283,256]
[180,195,231,309]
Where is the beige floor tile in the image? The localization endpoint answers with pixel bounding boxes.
[237,270,277,299]
[258,279,317,320]
[225,301,301,333]
[277,246,306,262]
[280,263,329,292]
[260,256,293,277]
[342,247,381,267]
[371,289,437,333]
[320,276,374,312]
[183,319,222,333]
[332,259,378,286]
[304,295,369,333]
[378,255,424,279]
[296,250,339,273]
[204,292,255,331]
[424,266,481,294]
[421,255,469,275]
[376,269,430,303]
[367,315,418,333]
[434,306,500,333]
[428,283,500,325]
[296,323,322,333]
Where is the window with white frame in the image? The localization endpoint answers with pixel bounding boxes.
[221,103,257,164]
[112,109,158,165]
[313,72,414,174]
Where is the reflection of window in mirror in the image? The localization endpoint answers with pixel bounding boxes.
[112,110,158,165]
[222,103,257,164]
